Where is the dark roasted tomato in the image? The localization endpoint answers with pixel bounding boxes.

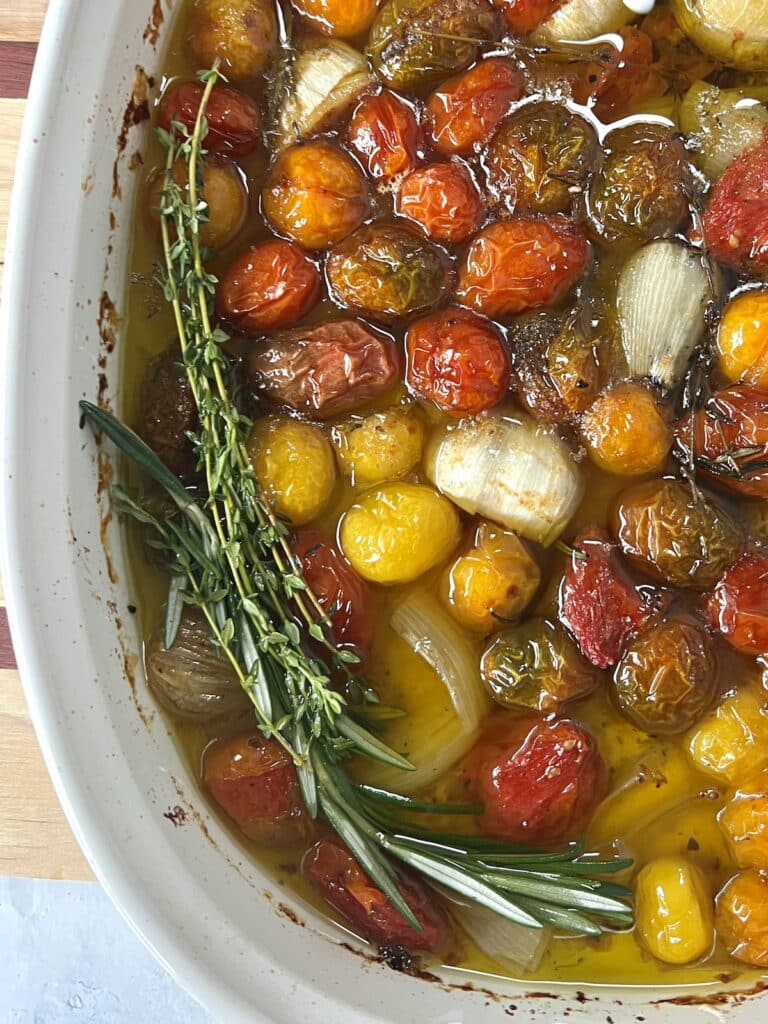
[347,89,424,183]
[678,384,768,500]
[405,307,509,415]
[457,216,590,319]
[157,81,262,157]
[490,0,562,35]
[558,527,660,670]
[703,135,768,280]
[706,553,768,656]
[426,58,526,156]
[138,351,199,479]
[395,161,485,244]
[465,717,608,846]
[294,531,376,660]
[571,28,666,122]
[188,0,278,80]
[216,239,321,333]
[203,732,309,845]
[303,837,449,950]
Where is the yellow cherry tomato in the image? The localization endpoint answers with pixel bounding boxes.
[635,857,714,965]
[716,291,768,389]
[581,383,672,476]
[248,417,336,526]
[720,765,768,870]
[291,0,380,37]
[716,869,768,968]
[687,686,768,785]
[332,408,425,488]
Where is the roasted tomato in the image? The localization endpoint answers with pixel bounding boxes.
[138,351,198,479]
[581,383,673,478]
[332,408,425,487]
[405,307,509,415]
[678,384,768,500]
[347,90,424,184]
[248,321,402,419]
[612,478,743,590]
[457,217,590,319]
[717,291,768,390]
[149,158,248,251]
[203,732,309,845]
[703,135,768,279]
[705,554,768,657]
[465,717,608,846]
[327,223,452,321]
[303,837,449,951]
[588,123,692,244]
[426,58,526,156]
[486,102,598,215]
[157,81,262,157]
[292,0,379,36]
[490,0,562,35]
[613,620,717,735]
[216,239,321,333]
[294,531,376,660]
[720,765,768,871]
[188,0,278,80]
[263,141,369,251]
[571,28,665,122]
[716,870,768,968]
[395,162,485,245]
[558,527,660,670]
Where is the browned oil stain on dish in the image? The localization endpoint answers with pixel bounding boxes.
[98,290,121,358]
[654,978,768,1007]
[163,805,189,827]
[143,0,167,46]
[112,66,153,201]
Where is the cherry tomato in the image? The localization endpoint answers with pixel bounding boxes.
[157,81,262,157]
[405,307,509,415]
[203,732,309,845]
[465,717,608,846]
[395,162,485,245]
[706,554,768,657]
[558,527,660,670]
[149,158,248,250]
[457,217,590,319]
[347,90,424,183]
[292,0,379,37]
[294,531,376,660]
[303,836,449,951]
[188,0,278,81]
[216,239,321,333]
[425,58,526,156]
[571,28,665,122]
[704,135,768,279]
[490,0,562,35]
[716,869,768,968]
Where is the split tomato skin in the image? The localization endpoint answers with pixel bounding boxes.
[158,81,262,157]
[303,836,449,951]
[347,90,424,183]
[704,135,768,279]
[395,162,485,245]
[706,554,768,656]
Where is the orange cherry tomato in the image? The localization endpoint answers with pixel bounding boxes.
[216,239,321,333]
[347,89,424,183]
[425,58,526,156]
[490,0,563,35]
[571,28,666,122]
[457,216,590,319]
[157,81,262,157]
[405,307,509,415]
[395,162,485,244]
[704,135,768,280]
[706,554,768,656]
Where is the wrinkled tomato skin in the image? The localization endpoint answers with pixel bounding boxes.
[405,307,509,415]
[426,59,526,156]
[706,554,768,656]
[294,531,376,660]
[203,732,309,845]
[571,28,665,122]
[465,717,608,846]
[704,135,768,279]
[303,837,449,951]
[558,527,660,670]
[457,217,590,319]
[216,240,321,333]
[347,90,424,183]
[395,162,485,245]
[491,0,563,35]
[158,82,262,157]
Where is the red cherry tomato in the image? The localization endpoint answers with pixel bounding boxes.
[216,239,321,333]
[572,28,664,122]
[294,531,376,660]
[457,217,590,319]
[347,89,424,183]
[203,732,309,845]
[303,836,449,951]
[405,307,509,415]
[158,81,263,157]
[395,162,485,245]
[558,527,660,670]
[465,717,608,846]
[425,59,526,156]
[490,0,563,35]
[706,554,768,656]
[704,134,768,279]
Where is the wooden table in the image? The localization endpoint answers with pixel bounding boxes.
[0,0,93,883]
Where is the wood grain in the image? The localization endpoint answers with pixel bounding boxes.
[0,1,48,43]
[0,98,24,264]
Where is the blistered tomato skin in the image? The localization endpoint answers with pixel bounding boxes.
[203,732,308,845]
[293,531,376,660]
[347,90,424,184]
[705,554,768,656]
[395,162,485,245]
[405,307,509,416]
[720,766,768,870]
[687,688,768,785]
[466,718,608,846]
[332,408,425,487]
[490,0,562,34]
[157,82,262,157]
[188,0,278,80]
[572,27,663,122]
[704,136,768,279]
[635,857,714,966]
[303,837,449,951]
[426,59,526,156]
[581,383,672,478]
[717,292,768,389]
[716,870,768,968]
[457,217,590,319]
[216,240,321,333]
